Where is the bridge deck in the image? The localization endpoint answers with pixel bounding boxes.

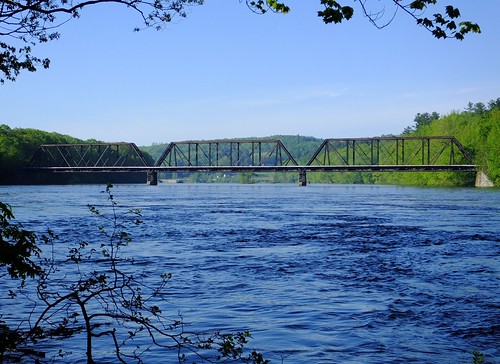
[26,165,477,173]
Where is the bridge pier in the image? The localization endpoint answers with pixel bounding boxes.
[147,171,158,186]
[475,171,494,187]
[298,170,307,186]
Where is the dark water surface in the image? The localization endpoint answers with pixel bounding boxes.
[1,184,499,363]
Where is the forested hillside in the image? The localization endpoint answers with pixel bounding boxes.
[372,99,500,187]
[0,125,84,171]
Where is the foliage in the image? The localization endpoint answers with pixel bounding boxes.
[0,201,41,282]
[0,42,50,84]
[473,350,485,364]
[308,171,374,185]
[471,349,494,364]
[0,0,204,83]
[1,185,268,363]
[239,172,256,184]
[402,112,440,134]
[0,200,45,362]
[1,0,481,83]
[247,1,480,39]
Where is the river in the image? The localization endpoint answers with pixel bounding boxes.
[1,183,499,363]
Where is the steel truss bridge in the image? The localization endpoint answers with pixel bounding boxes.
[26,137,477,186]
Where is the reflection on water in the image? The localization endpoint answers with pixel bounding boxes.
[1,184,499,363]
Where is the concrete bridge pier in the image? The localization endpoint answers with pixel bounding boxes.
[147,171,158,186]
[475,171,494,187]
[298,170,307,186]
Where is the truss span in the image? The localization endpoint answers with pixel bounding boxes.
[28,143,150,169]
[155,139,298,168]
[307,137,475,169]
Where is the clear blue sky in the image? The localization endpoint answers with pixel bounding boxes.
[1,1,499,146]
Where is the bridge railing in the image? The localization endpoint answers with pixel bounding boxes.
[307,137,475,167]
[155,139,298,168]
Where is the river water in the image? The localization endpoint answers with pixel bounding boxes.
[1,184,499,363]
